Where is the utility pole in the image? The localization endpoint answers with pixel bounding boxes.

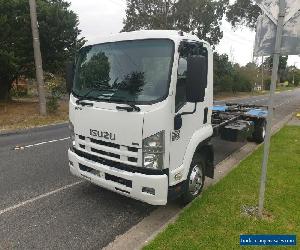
[261,56,264,90]
[292,63,295,85]
[164,0,169,29]
[258,0,286,217]
[164,0,174,29]
[230,46,235,63]
[29,0,47,116]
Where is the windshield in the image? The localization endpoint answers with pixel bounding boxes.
[73,39,174,104]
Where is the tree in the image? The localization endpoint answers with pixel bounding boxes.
[243,62,259,87]
[123,0,175,31]
[264,56,288,83]
[0,52,18,100]
[226,0,261,28]
[214,53,259,93]
[287,65,300,86]
[123,0,229,46]
[213,53,234,92]
[232,63,254,92]
[0,0,85,101]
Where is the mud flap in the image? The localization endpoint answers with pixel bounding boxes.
[198,143,214,179]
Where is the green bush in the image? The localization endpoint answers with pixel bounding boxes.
[10,84,28,98]
[45,74,64,113]
[46,96,60,113]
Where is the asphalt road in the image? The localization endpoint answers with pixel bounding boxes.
[0,89,299,249]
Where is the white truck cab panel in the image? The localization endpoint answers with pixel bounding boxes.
[68,30,214,205]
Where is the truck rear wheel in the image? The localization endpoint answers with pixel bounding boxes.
[253,119,266,143]
[181,154,205,205]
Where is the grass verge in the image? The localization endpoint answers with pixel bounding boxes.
[144,126,300,250]
[0,99,68,131]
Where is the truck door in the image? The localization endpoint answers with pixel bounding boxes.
[169,41,209,176]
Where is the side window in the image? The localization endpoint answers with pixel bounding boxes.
[175,42,208,112]
[175,56,188,112]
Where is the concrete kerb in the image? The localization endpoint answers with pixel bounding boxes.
[103,113,294,250]
[288,112,300,126]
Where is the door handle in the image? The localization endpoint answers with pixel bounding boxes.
[203,107,208,124]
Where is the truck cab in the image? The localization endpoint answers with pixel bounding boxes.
[67,30,214,205]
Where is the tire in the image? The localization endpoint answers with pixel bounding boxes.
[181,154,206,205]
[253,119,266,143]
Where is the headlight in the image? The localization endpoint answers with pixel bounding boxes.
[69,121,75,150]
[142,131,165,170]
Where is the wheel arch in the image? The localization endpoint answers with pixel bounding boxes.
[182,125,214,180]
[196,143,214,178]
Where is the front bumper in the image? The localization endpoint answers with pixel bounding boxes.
[68,149,168,205]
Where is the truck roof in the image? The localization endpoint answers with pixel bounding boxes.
[86,30,210,47]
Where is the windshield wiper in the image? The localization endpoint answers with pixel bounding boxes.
[75,87,140,112]
[76,88,99,105]
[76,87,115,105]
[115,100,141,112]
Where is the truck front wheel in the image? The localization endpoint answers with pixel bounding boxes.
[181,154,206,205]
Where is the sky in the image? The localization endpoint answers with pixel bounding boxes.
[68,0,300,67]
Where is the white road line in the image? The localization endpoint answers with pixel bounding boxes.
[0,181,83,216]
[15,137,70,150]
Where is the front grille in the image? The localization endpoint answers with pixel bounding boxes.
[79,162,132,188]
[128,157,138,163]
[75,149,126,168]
[79,135,85,140]
[105,173,132,188]
[91,148,120,159]
[90,138,120,149]
[79,163,93,172]
[76,135,139,165]
[74,149,166,176]
[128,147,138,152]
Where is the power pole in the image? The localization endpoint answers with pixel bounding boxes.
[258,0,286,217]
[165,0,169,29]
[230,46,235,63]
[292,63,295,85]
[29,0,47,116]
[261,56,264,90]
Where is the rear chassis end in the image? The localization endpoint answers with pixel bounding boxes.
[212,103,268,143]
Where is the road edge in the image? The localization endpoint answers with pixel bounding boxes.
[213,88,299,103]
[103,113,293,250]
[0,122,68,137]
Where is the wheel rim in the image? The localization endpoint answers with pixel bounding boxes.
[189,165,203,196]
[262,125,266,139]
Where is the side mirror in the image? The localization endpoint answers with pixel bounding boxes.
[174,114,183,130]
[65,62,75,94]
[186,55,207,103]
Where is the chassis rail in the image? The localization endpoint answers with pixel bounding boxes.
[212,103,268,143]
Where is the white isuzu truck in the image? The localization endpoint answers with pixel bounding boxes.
[66,30,267,205]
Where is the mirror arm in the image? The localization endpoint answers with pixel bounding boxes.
[174,103,197,131]
[178,102,197,117]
